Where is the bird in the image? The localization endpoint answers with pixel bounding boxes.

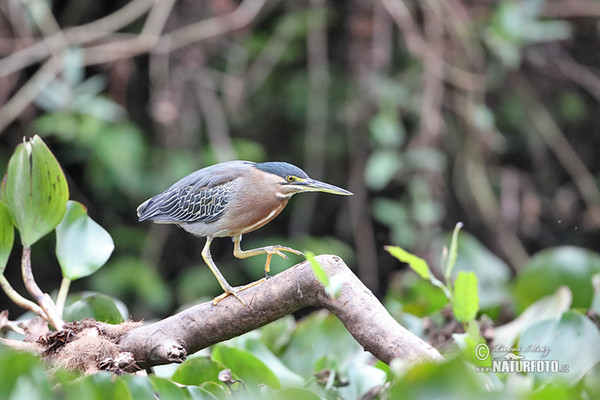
[137,160,353,305]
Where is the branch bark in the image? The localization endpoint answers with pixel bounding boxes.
[118,255,442,369]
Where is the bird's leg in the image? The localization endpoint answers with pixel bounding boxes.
[202,238,247,306]
[232,235,303,277]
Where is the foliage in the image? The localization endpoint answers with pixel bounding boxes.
[1,135,69,247]
[0,136,118,324]
[2,0,600,398]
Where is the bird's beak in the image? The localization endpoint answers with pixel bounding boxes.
[298,179,353,196]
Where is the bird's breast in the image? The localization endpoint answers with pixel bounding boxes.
[206,175,290,237]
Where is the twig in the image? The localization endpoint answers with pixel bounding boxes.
[55,277,71,318]
[515,76,600,227]
[244,3,300,95]
[118,255,442,368]
[0,337,43,354]
[0,0,155,77]
[157,0,266,53]
[290,0,329,235]
[0,57,60,132]
[381,0,426,56]
[0,275,47,320]
[194,69,236,162]
[82,0,266,65]
[413,0,445,146]
[21,246,65,330]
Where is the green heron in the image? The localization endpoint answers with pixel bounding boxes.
[137,161,352,305]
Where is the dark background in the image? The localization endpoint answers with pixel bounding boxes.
[1,0,599,319]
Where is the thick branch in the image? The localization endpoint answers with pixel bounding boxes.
[118,255,442,369]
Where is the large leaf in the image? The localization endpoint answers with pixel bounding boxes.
[518,311,600,383]
[56,200,114,280]
[63,293,126,324]
[514,246,600,312]
[212,345,281,391]
[280,311,361,378]
[494,286,572,348]
[0,202,14,274]
[172,357,226,386]
[1,135,69,246]
[149,376,192,400]
[0,346,53,399]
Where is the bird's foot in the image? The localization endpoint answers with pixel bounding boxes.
[264,245,304,260]
[213,289,247,306]
[212,278,269,306]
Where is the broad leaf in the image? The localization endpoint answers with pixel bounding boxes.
[172,357,226,386]
[264,388,321,400]
[515,246,600,312]
[1,135,69,246]
[63,293,126,324]
[149,376,191,399]
[494,286,572,347]
[56,200,114,280]
[0,202,14,274]
[212,345,281,390]
[519,311,600,383]
[452,271,479,323]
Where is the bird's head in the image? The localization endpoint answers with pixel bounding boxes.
[254,162,353,198]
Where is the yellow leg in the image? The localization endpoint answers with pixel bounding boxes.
[202,238,247,306]
[212,277,269,305]
[232,235,303,276]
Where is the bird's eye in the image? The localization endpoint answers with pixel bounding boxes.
[286,175,295,182]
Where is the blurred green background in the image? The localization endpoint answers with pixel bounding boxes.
[1,0,600,321]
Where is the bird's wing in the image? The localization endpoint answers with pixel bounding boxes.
[137,161,252,223]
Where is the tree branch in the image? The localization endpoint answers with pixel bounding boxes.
[118,255,442,369]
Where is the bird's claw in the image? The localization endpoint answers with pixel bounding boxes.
[267,246,303,259]
[213,289,247,306]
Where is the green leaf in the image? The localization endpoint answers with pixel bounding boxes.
[264,388,321,400]
[0,346,53,399]
[443,222,463,281]
[338,362,388,400]
[364,149,402,190]
[1,135,69,246]
[494,286,572,348]
[241,338,305,388]
[61,372,131,400]
[198,382,229,400]
[172,357,226,386]
[259,315,295,355]
[452,271,479,323]
[306,251,329,286]
[519,311,600,383]
[55,200,114,280]
[385,246,430,279]
[514,246,600,312]
[280,311,361,378]
[122,375,157,400]
[63,293,126,324]
[0,202,14,274]
[212,345,281,390]
[448,232,511,310]
[149,376,191,400]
